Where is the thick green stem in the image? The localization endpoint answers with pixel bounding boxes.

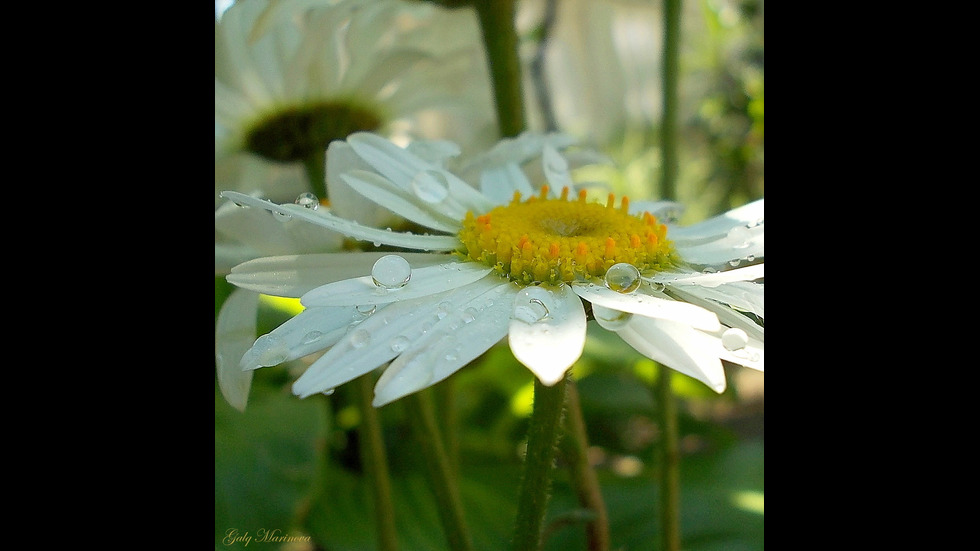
[562,380,609,551]
[474,0,526,137]
[658,2,683,549]
[355,375,399,551]
[404,390,474,551]
[512,376,567,551]
[656,367,681,551]
[660,0,680,203]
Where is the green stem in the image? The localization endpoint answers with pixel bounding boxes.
[660,0,680,203]
[302,152,327,201]
[562,380,609,551]
[658,3,683,549]
[404,390,474,551]
[656,367,681,551]
[512,376,567,551]
[474,0,526,137]
[355,375,399,551]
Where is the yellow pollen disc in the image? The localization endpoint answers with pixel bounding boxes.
[457,187,677,285]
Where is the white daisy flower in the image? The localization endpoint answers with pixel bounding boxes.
[215,0,494,204]
[220,132,763,408]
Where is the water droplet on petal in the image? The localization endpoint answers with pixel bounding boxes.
[461,307,478,324]
[390,335,410,353]
[513,286,553,323]
[372,255,412,289]
[252,334,289,366]
[301,330,324,344]
[593,304,633,331]
[604,263,641,293]
[411,170,449,203]
[721,327,749,351]
[349,329,371,349]
[727,225,751,249]
[294,192,319,210]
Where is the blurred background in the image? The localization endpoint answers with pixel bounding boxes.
[215,0,763,549]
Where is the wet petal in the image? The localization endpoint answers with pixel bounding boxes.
[372,282,516,406]
[239,305,360,371]
[615,316,727,393]
[300,261,493,307]
[227,252,450,297]
[292,282,488,398]
[572,283,720,331]
[341,169,461,232]
[215,288,259,412]
[508,283,586,385]
[220,191,461,251]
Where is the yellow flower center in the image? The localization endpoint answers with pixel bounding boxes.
[458,186,677,285]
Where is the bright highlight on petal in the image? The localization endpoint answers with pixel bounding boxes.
[508,283,587,385]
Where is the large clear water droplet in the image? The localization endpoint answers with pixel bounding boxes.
[604,263,641,293]
[410,170,450,203]
[513,286,554,323]
[721,327,749,351]
[294,192,319,210]
[372,255,412,289]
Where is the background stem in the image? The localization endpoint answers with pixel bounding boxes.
[355,374,399,551]
[474,0,526,137]
[511,376,567,551]
[656,367,681,551]
[658,2,683,549]
[404,390,474,551]
[562,380,609,551]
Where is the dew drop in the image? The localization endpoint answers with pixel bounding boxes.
[513,287,553,323]
[410,170,450,204]
[721,327,749,351]
[252,334,289,366]
[390,335,410,353]
[294,192,319,210]
[349,329,371,349]
[301,330,324,344]
[461,307,479,324]
[604,263,641,294]
[727,225,751,249]
[593,304,632,331]
[372,255,412,289]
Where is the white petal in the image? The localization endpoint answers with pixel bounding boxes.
[292,281,492,398]
[239,305,360,371]
[704,326,764,372]
[572,283,720,331]
[227,252,450,297]
[220,191,461,251]
[508,283,586,385]
[654,264,764,288]
[479,163,533,205]
[341,170,461,232]
[372,281,516,406]
[300,261,493,307]
[215,288,259,412]
[615,316,727,393]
